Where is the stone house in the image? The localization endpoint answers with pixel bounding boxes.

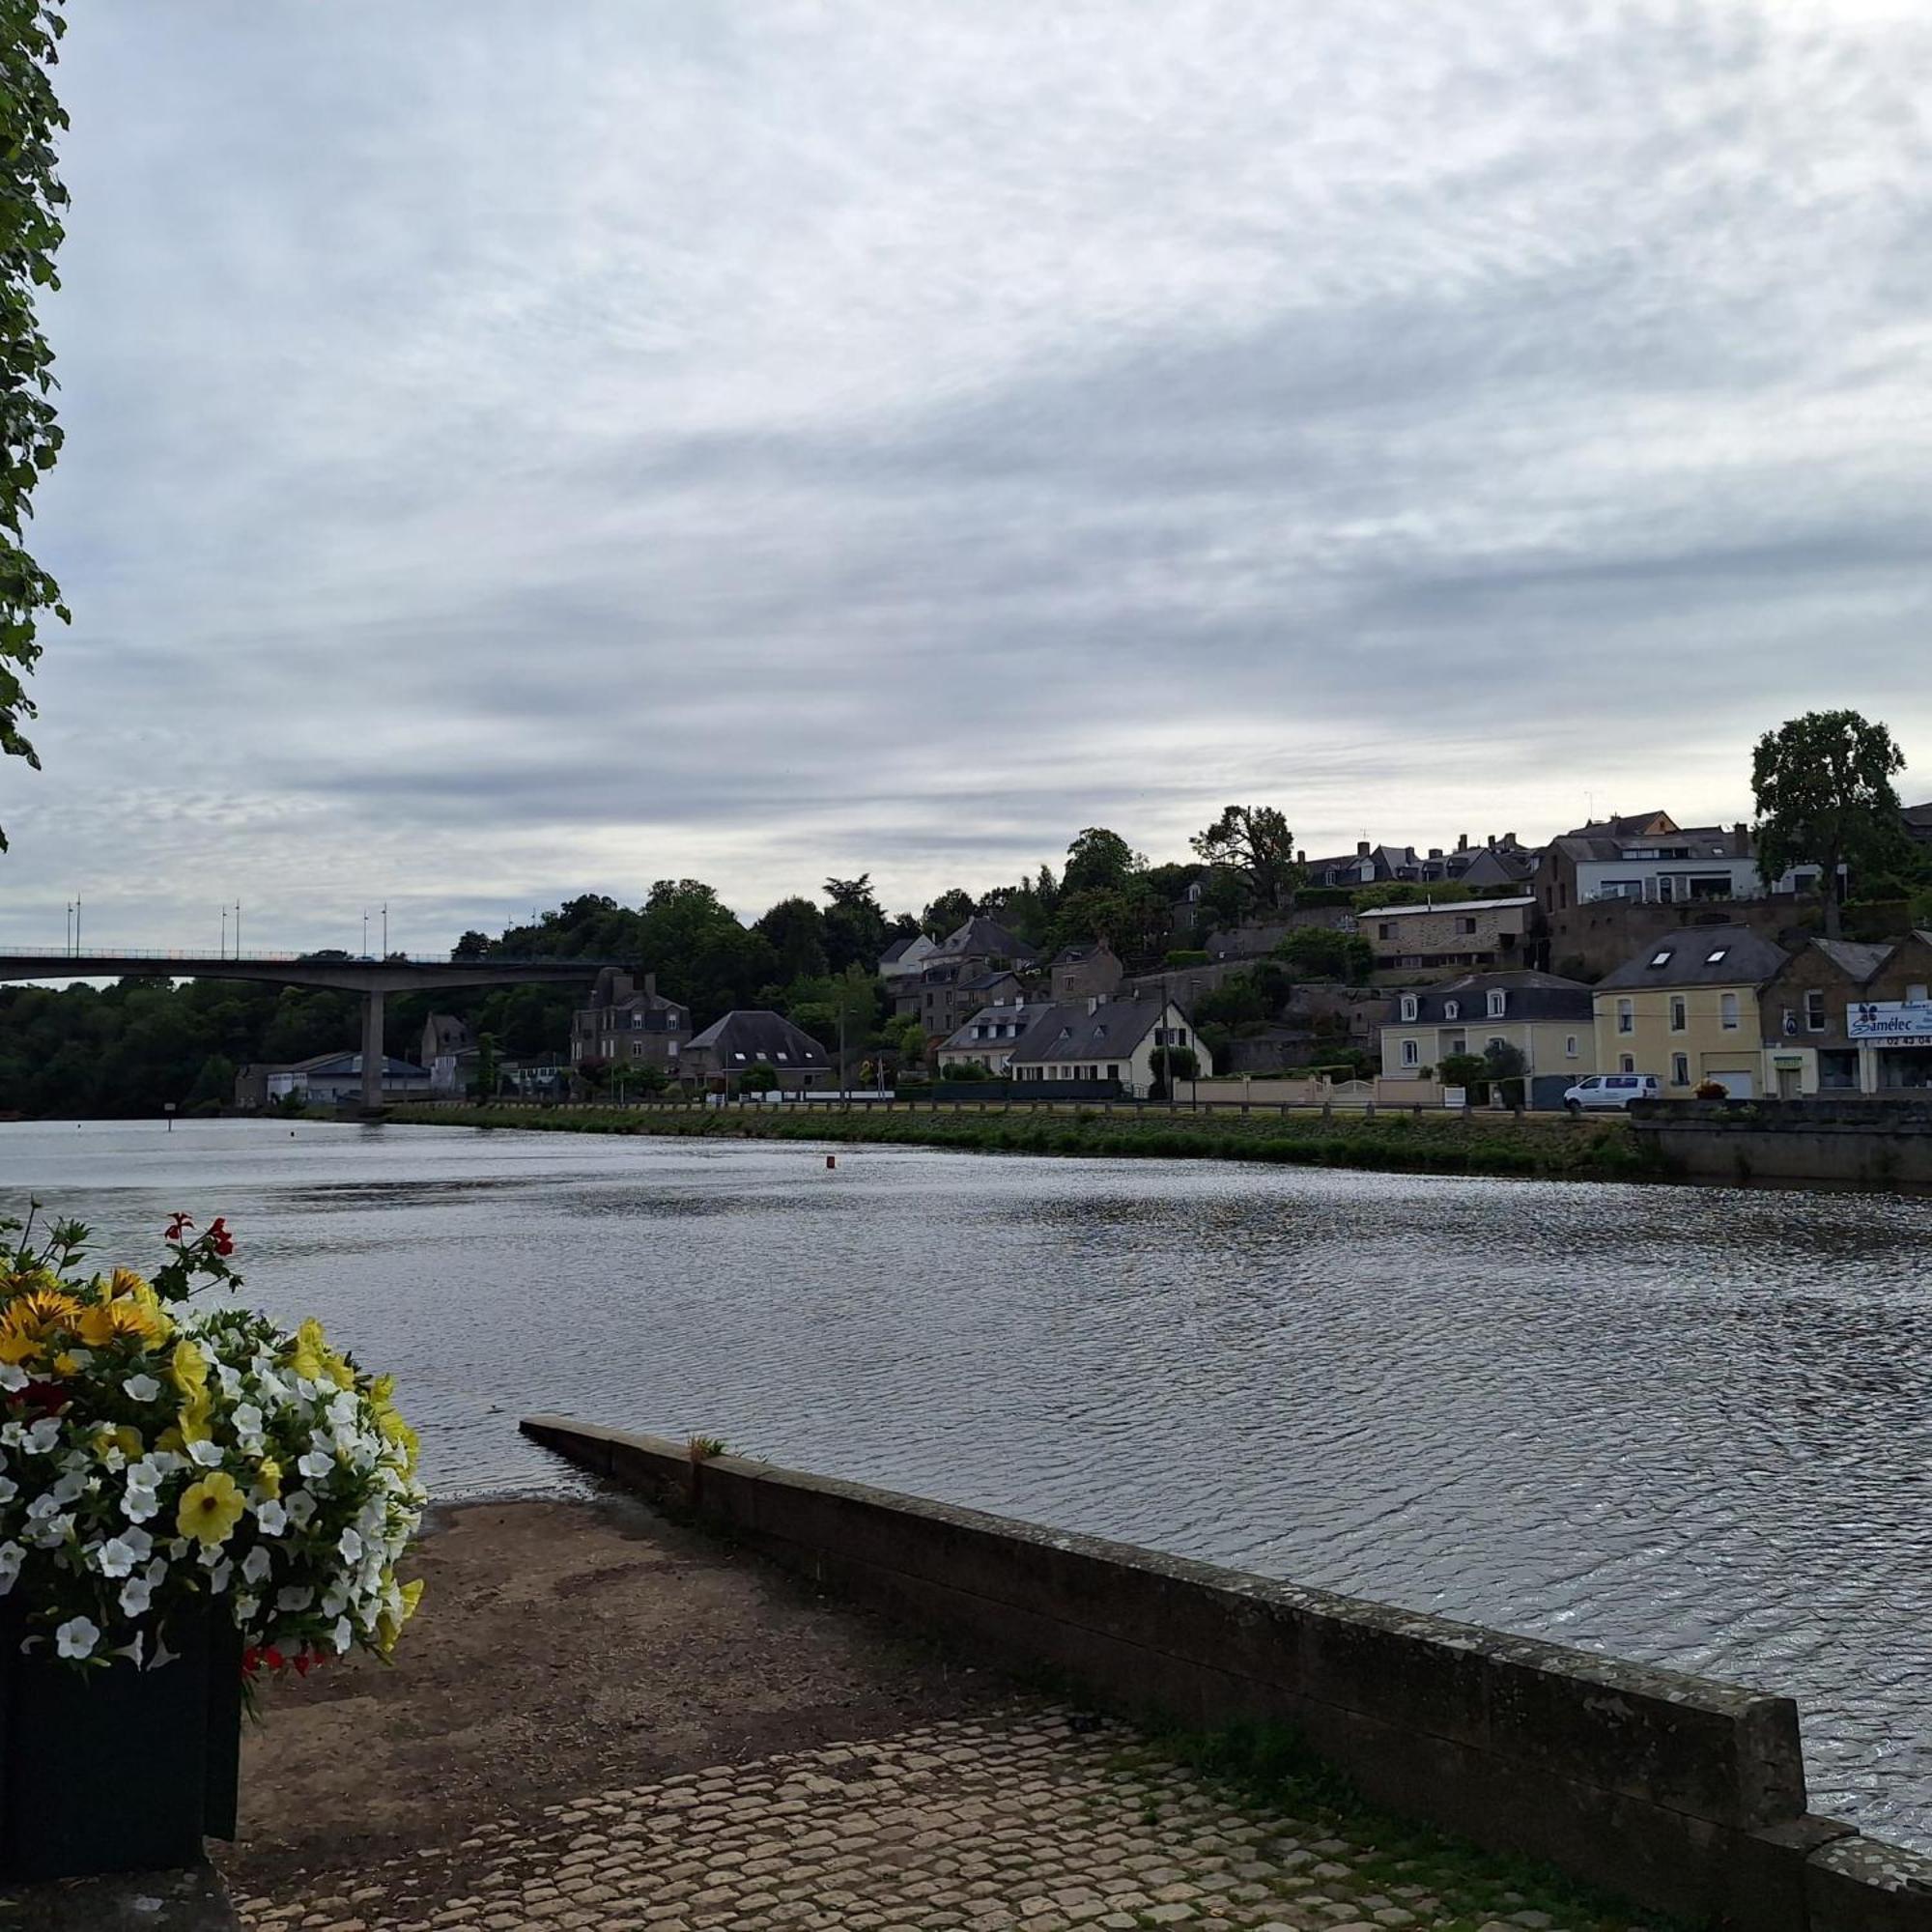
[421,1013,475,1093]
[894,915,1037,1023]
[1048,941,1123,1003]
[571,969,691,1072]
[678,1009,832,1092]
[1379,971,1593,1102]
[1360,896,1536,977]
[1759,933,1932,1097]
[917,966,1027,1045]
[1591,925,1789,1098]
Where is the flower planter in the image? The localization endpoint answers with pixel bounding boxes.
[0,1606,241,1881]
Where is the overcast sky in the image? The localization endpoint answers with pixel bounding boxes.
[3,0,1930,954]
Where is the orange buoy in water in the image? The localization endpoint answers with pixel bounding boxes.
[826,1154,837,1170]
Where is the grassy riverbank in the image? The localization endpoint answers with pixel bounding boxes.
[385,1099,1660,1180]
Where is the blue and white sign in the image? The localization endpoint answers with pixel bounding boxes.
[1848,1000,1932,1045]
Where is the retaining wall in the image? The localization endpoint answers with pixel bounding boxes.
[521,1418,1932,1932]
[1630,1098,1932,1187]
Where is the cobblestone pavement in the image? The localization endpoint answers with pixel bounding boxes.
[234,1707,1654,1932]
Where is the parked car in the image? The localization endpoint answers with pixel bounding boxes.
[1563,1073,1661,1113]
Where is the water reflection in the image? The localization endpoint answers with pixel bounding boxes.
[3,1118,1928,1851]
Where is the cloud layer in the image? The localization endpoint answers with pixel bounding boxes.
[4,0,1930,952]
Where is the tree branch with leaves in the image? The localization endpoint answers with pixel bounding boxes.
[1189,806,1302,914]
[1,0,69,850]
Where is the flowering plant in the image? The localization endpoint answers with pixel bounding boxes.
[0,1207,424,1682]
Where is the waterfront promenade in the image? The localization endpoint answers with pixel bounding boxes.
[223,1494,1654,1932]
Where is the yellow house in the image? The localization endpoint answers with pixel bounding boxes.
[1590,925,1789,1099]
[1378,970,1594,1105]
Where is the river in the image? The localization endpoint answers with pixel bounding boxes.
[3,1118,1928,1850]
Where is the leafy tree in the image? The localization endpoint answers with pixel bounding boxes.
[1272,926,1374,984]
[1062,826,1139,897]
[185,1053,236,1109]
[452,929,494,960]
[1190,807,1302,913]
[822,874,889,973]
[1352,882,1481,911]
[1149,1044,1200,1098]
[1752,710,1908,939]
[1437,1051,1489,1095]
[944,1059,994,1082]
[921,887,978,938]
[755,895,828,980]
[738,1065,777,1094]
[1194,867,1251,933]
[0,1,68,849]
[980,865,1059,949]
[470,1032,500,1099]
[1046,882,1167,964]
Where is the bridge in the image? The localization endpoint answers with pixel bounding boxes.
[0,949,622,1111]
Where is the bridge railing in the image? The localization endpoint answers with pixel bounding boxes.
[0,948,613,968]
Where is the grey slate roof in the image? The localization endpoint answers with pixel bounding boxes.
[1006,996,1177,1066]
[684,1009,830,1066]
[932,915,1036,963]
[1393,971,1592,1025]
[1595,925,1789,990]
[1808,940,1893,981]
[939,1003,1051,1052]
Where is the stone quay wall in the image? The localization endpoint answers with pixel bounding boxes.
[1629,1097,1932,1187]
[522,1417,1932,1932]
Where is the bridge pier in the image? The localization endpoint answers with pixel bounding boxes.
[360,987,385,1113]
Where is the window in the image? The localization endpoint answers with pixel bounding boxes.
[1457,917,1477,935]
[1106,1064,1119,1080]
[631,1040,644,1060]
[1402,1040,1420,1066]
[1378,923,1394,939]
[1565,1035,1579,1058]
[1671,1053,1690,1086]
[631,1011,643,1029]
[1649,950,1673,968]
[1443,1000,1460,1020]
[1616,998,1634,1034]
[1619,1053,1635,1073]
[1804,990,1826,1032]
[1487,1037,1506,1054]
[1400,995,1418,1022]
[776,1050,789,1063]
[1486,989,1505,1017]
[1706,947,1729,964]
[1720,992,1740,1030]
[1669,996,1687,1032]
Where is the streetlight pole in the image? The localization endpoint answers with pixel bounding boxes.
[65,901,72,954]
[220,905,228,956]
[382,903,388,956]
[362,909,369,955]
[73,895,80,952]
[235,902,242,956]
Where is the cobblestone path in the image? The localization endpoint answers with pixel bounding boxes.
[235,1707,1654,1932]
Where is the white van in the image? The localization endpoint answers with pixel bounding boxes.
[1563,1073,1662,1113]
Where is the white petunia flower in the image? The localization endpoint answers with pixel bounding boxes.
[121,1375,161,1404]
[337,1526,363,1564]
[253,1499,288,1537]
[0,1542,22,1595]
[275,1584,314,1613]
[186,1438,225,1468]
[0,1474,17,1504]
[54,1616,99,1660]
[0,1363,27,1392]
[122,1482,159,1525]
[296,1449,333,1481]
[284,1491,317,1528]
[50,1468,87,1506]
[207,1559,233,1594]
[330,1615,353,1655]
[23,1417,61,1456]
[240,1546,271,1586]
[118,1574,155,1617]
[95,1535,147,1578]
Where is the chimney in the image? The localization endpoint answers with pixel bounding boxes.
[1504,831,1517,846]
[1458,833,1469,852]
[1295,848,1306,864]
[1355,839,1371,858]
[1429,847,1443,861]
[643,972,657,999]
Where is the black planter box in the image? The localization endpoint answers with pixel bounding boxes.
[0,1609,241,1882]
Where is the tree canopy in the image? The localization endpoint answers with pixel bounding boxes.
[1751,710,1907,939]
[1061,826,1140,898]
[1190,806,1301,914]
[0,0,69,847]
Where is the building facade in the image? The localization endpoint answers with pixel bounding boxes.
[1004,996,1203,1098]
[1590,926,1789,1098]
[1378,971,1593,1096]
[678,1009,832,1091]
[1758,933,1932,1096]
[1360,896,1536,977]
[571,969,692,1070]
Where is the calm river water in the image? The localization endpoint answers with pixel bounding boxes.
[3,1119,1928,1849]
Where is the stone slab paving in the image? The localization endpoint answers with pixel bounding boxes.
[232,1707,1659,1932]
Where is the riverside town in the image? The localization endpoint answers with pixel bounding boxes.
[3,9,1931,1932]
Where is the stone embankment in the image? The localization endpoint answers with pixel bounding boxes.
[523,1419,1932,1932]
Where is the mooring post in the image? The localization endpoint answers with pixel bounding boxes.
[360,987,384,1113]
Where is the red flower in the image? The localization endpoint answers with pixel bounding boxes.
[242,1648,261,1677]
[19,1382,68,1415]
[165,1213,193,1241]
[262,1644,285,1672]
[292,1651,312,1678]
[207,1217,235,1257]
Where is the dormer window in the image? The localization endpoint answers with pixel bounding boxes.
[1706,947,1729,964]
[1400,995,1418,1022]
[1443,1000,1460,1020]
[1486,990,1506,1018]
[1649,950,1672,967]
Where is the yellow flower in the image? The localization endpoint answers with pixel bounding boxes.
[255,1457,283,1499]
[177,1471,246,1548]
[376,1577,425,1654]
[76,1296,170,1349]
[170,1337,209,1396]
[106,1267,153,1298]
[0,1288,83,1364]
[113,1423,144,1459]
[369,1376,420,1473]
[178,1386,214,1446]
[51,1350,80,1376]
[290,1318,353,1391]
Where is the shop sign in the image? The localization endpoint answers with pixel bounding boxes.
[1848,1000,1932,1045]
